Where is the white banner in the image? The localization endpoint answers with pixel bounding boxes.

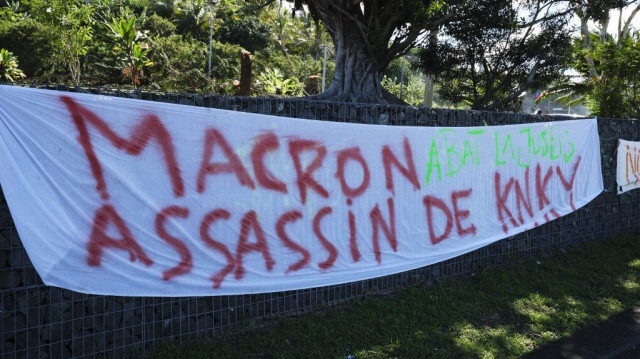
[0,86,603,296]
[617,139,640,194]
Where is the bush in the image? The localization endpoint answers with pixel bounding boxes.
[256,67,304,97]
[0,48,26,82]
[82,40,122,86]
[0,19,56,77]
[149,34,240,93]
[144,13,176,37]
[255,51,328,95]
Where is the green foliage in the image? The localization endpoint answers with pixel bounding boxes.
[0,18,56,77]
[420,0,572,111]
[149,0,175,17]
[216,16,269,53]
[82,40,121,85]
[59,4,94,84]
[0,0,336,97]
[144,13,175,36]
[26,0,94,84]
[148,34,205,91]
[381,75,425,107]
[106,15,152,87]
[256,52,325,90]
[247,2,329,96]
[563,28,640,119]
[107,16,146,50]
[289,0,454,63]
[149,34,239,93]
[172,0,209,41]
[205,41,242,89]
[91,0,149,22]
[0,48,25,81]
[382,56,428,106]
[285,0,466,104]
[0,0,28,22]
[584,35,640,118]
[0,0,580,107]
[120,0,151,16]
[552,1,640,118]
[256,67,304,97]
[575,0,631,22]
[263,6,312,56]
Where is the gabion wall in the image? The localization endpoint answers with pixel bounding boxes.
[1,85,638,359]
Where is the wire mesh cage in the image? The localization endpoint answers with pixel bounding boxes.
[0,83,637,359]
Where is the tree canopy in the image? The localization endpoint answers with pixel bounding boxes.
[556,0,640,118]
[2,0,640,116]
[418,0,574,111]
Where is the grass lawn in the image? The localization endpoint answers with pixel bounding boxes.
[149,233,640,358]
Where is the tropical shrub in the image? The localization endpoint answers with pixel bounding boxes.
[256,67,304,96]
[149,34,239,93]
[0,48,26,81]
[106,15,153,87]
[144,13,175,36]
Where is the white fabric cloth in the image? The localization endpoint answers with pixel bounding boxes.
[617,139,640,194]
[0,86,603,296]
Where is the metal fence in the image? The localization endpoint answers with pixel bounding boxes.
[1,84,638,359]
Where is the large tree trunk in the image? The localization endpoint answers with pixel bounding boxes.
[292,0,457,104]
[305,4,403,104]
[315,39,387,103]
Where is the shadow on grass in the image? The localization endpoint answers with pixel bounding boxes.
[148,233,640,359]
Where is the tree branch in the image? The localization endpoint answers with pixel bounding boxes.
[517,3,575,29]
[600,13,610,42]
[326,1,368,43]
[485,61,541,111]
[429,8,458,29]
[580,15,598,78]
[381,15,403,42]
[621,4,640,39]
[248,0,277,13]
[386,27,422,62]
